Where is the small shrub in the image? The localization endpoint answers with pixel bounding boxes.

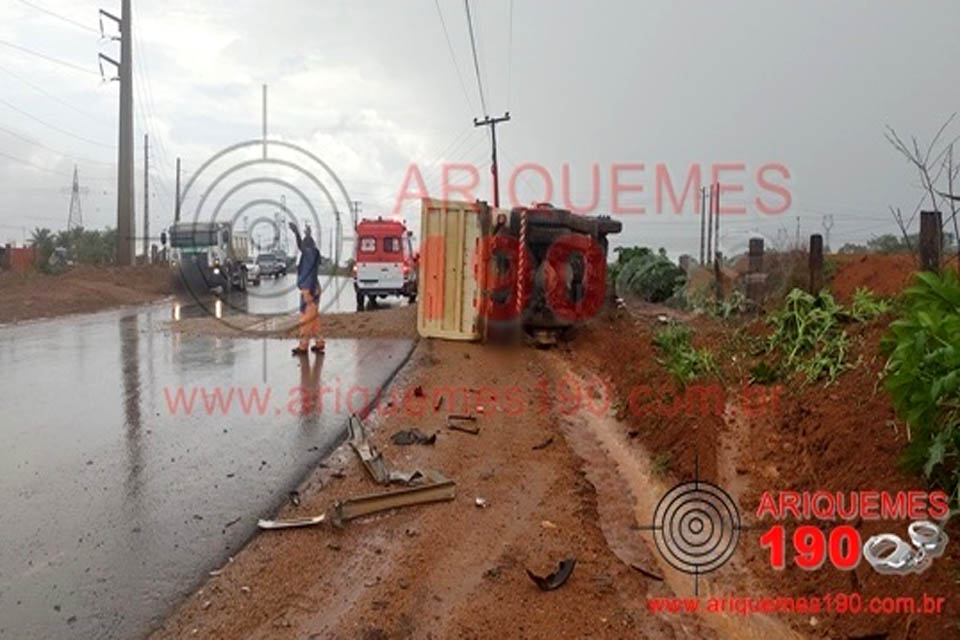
[881,270,960,504]
[653,322,715,383]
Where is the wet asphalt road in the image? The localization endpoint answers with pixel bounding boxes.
[0,277,414,639]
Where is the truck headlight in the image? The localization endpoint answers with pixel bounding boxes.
[213,267,220,275]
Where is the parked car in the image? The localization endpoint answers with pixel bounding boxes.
[256,253,287,278]
[353,217,418,311]
[245,260,261,285]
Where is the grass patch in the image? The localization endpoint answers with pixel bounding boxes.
[653,322,715,384]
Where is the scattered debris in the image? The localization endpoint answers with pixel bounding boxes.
[258,476,456,531]
[447,413,477,421]
[532,436,554,450]
[201,600,211,610]
[288,490,301,507]
[475,497,489,508]
[348,415,434,485]
[240,586,251,594]
[257,515,326,530]
[526,558,576,591]
[433,395,444,411]
[476,405,485,414]
[329,476,456,528]
[327,542,341,551]
[391,429,436,446]
[540,520,558,529]
[482,566,502,580]
[629,563,664,581]
[413,385,424,397]
[447,422,480,435]
[331,469,345,479]
[405,527,419,537]
[224,517,241,528]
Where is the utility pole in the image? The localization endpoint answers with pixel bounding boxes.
[99,0,133,265]
[699,186,706,264]
[174,157,181,223]
[143,134,149,262]
[714,182,720,261]
[705,184,714,264]
[352,200,362,226]
[795,216,801,248]
[473,112,510,207]
[821,214,834,252]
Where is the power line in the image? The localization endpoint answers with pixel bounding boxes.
[0,124,116,167]
[0,40,99,76]
[433,0,475,114]
[16,0,99,34]
[0,97,115,149]
[0,148,73,177]
[463,0,488,115]
[0,63,110,125]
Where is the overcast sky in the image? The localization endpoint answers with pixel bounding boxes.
[2,0,959,258]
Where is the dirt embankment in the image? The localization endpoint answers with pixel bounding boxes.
[829,253,918,301]
[0,265,173,324]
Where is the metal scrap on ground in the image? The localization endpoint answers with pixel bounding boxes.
[348,415,434,485]
[526,558,577,591]
[447,422,480,435]
[258,415,457,531]
[391,429,437,446]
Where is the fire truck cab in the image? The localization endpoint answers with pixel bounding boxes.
[353,217,418,311]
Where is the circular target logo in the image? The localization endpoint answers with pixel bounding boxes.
[652,480,741,575]
[174,138,356,335]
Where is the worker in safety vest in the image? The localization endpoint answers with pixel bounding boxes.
[289,222,324,355]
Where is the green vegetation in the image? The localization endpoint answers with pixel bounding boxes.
[609,247,686,303]
[766,289,852,384]
[850,286,891,321]
[686,289,746,319]
[764,287,889,385]
[838,232,957,255]
[881,270,960,504]
[30,226,116,271]
[653,322,715,383]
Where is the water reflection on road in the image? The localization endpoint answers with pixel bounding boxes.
[0,285,413,640]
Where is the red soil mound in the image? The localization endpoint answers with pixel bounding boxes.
[830,253,917,301]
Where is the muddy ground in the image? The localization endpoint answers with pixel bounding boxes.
[149,254,959,639]
[0,265,173,324]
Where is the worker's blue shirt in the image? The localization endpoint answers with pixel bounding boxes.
[297,246,320,292]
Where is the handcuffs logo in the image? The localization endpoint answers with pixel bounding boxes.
[863,521,949,575]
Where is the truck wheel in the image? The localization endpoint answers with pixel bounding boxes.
[356,289,365,311]
[239,269,248,292]
[408,293,417,304]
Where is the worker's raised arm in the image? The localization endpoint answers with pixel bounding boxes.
[288,222,303,250]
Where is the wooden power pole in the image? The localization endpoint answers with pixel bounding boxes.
[473,112,510,207]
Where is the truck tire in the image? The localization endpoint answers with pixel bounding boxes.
[356,289,365,311]
[239,269,248,292]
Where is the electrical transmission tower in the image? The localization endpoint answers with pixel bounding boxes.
[822,214,834,252]
[66,165,86,231]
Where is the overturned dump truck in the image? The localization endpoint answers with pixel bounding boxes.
[417,199,621,344]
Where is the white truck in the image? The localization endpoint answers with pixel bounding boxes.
[169,221,251,293]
